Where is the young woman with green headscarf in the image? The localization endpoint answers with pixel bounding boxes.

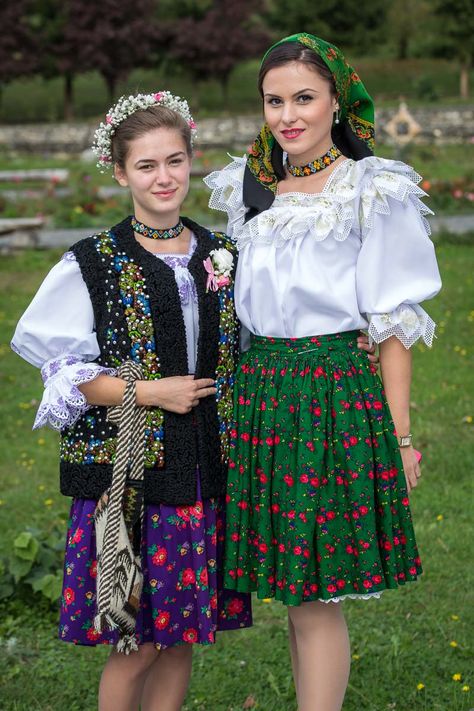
[205,33,441,710]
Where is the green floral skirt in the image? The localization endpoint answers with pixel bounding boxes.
[223,332,422,605]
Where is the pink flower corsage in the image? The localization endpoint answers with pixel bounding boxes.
[203,248,233,292]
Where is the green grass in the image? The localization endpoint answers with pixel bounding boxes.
[0,243,473,710]
[1,58,473,124]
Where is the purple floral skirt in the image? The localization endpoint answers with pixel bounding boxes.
[59,485,252,649]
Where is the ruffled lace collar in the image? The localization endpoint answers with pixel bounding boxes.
[205,155,433,249]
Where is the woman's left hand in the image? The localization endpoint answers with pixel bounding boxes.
[357,332,379,364]
[399,445,421,493]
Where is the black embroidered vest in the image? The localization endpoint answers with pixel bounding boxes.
[59,216,239,505]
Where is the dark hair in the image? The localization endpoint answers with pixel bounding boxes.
[111,105,193,167]
[258,43,337,98]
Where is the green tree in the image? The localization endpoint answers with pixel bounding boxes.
[386,0,431,60]
[431,0,474,98]
[264,0,388,53]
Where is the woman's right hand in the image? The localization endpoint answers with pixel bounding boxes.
[136,376,216,414]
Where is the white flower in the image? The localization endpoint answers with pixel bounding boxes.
[210,248,233,276]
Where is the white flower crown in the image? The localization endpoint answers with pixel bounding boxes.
[91,91,198,171]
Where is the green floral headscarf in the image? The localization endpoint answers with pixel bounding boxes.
[245,33,375,203]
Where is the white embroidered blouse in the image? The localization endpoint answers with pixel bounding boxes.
[11,235,199,430]
[204,156,441,348]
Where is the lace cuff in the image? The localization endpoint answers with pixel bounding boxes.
[367,304,436,349]
[34,355,116,430]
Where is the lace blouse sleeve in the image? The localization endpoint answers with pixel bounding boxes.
[11,253,116,430]
[203,156,247,238]
[355,162,442,348]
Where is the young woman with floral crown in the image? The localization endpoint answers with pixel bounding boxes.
[205,34,442,710]
[11,92,253,711]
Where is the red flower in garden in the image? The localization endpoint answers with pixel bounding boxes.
[227,598,244,616]
[155,611,171,630]
[152,547,167,566]
[182,568,196,586]
[64,587,75,606]
[183,628,199,643]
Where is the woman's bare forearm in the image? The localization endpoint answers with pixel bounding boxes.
[378,336,412,438]
[78,375,126,406]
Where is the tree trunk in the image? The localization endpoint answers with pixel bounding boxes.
[104,74,118,104]
[64,72,74,121]
[220,73,230,109]
[460,62,469,99]
[397,35,408,61]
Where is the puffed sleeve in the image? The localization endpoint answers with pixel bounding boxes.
[355,160,442,348]
[203,156,247,238]
[11,252,116,430]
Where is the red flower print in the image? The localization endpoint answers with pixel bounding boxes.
[349,436,358,446]
[210,593,217,609]
[313,366,325,378]
[155,610,171,630]
[182,628,198,643]
[241,432,250,441]
[326,510,336,520]
[176,506,191,522]
[373,401,383,410]
[336,579,346,589]
[359,506,369,516]
[363,580,373,589]
[227,598,244,616]
[86,627,100,641]
[64,587,75,606]
[70,527,84,544]
[278,543,285,553]
[294,545,302,555]
[259,542,268,553]
[283,474,294,486]
[182,568,196,586]
[402,497,409,506]
[372,575,382,584]
[199,568,208,586]
[190,503,204,520]
[327,583,337,593]
[152,547,167,566]
[89,560,97,578]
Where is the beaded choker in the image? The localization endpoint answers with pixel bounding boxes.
[131,216,184,240]
[286,145,341,177]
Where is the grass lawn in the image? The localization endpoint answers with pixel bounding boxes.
[0,242,473,710]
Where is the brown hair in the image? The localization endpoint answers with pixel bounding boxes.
[258,43,337,98]
[111,105,193,167]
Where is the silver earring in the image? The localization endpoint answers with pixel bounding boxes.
[334,108,340,125]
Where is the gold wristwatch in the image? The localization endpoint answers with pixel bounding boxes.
[398,433,412,447]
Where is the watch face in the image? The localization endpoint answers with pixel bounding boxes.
[400,436,411,447]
